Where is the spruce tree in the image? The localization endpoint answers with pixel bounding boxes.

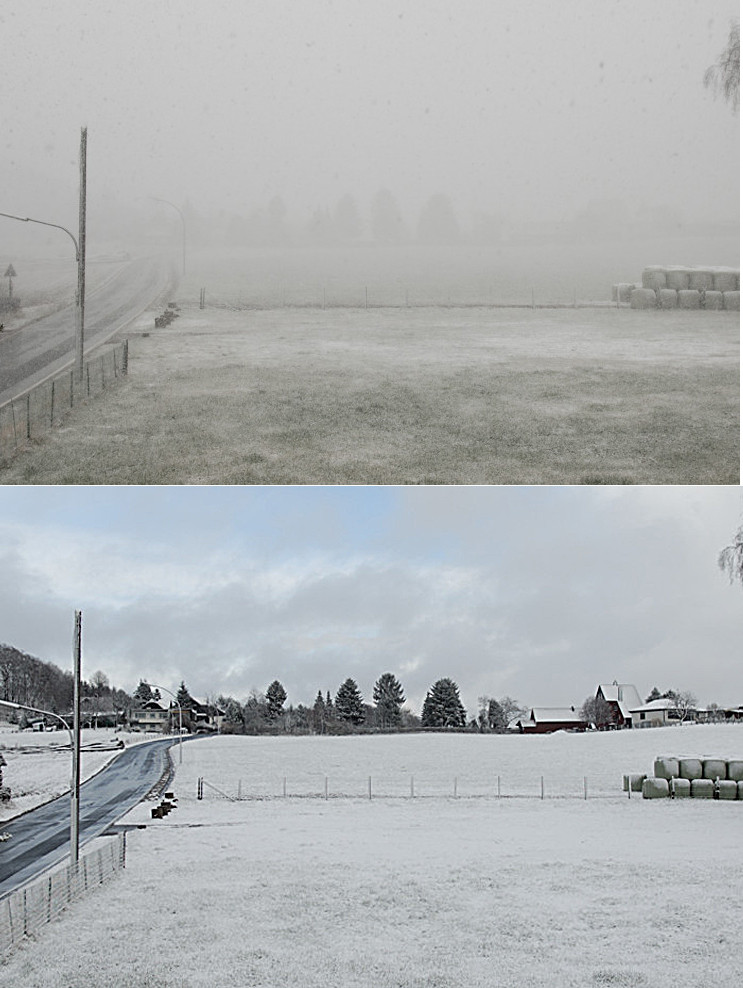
[373,673,406,729]
[266,680,287,721]
[421,678,466,728]
[335,678,365,725]
[133,680,153,706]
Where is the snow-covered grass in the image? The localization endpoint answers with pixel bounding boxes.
[1,726,740,986]
[1,302,737,484]
[0,726,161,821]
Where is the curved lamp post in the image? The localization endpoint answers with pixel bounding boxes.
[144,682,183,763]
[0,699,80,866]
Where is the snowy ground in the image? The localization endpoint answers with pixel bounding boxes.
[1,725,741,986]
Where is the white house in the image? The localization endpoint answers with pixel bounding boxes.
[628,698,688,728]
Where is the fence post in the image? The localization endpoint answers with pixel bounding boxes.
[540,776,544,800]
[283,776,287,797]
[497,775,501,798]
[6,896,13,944]
[22,890,27,937]
[237,779,242,800]
[47,876,52,923]
[454,777,458,798]
[11,400,17,447]
[368,776,372,800]
[70,369,74,406]
[122,339,129,376]
[26,394,31,440]
[50,378,55,426]
[86,363,90,397]
[584,776,588,800]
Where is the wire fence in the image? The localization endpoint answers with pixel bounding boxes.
[196,772,624,802]
[192,284,617,313]
[0,833,127,957]
[0,340,128,461]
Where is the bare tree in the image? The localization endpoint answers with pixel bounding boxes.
[704,20,740,113]
[719,524,743,587]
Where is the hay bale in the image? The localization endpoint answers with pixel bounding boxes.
[738,781,743,800]
[726,760,743,782]
[631,288,657,309]
[723,291,739,311]
[691,779,714,799]
[623,773,646,792]
[612,283,635,304]
[642,777,669,799]
[658,288,678,309]
[703,290,723,310]
[654,757,679,780]
[678,289,701,309]
[678,758,703,781]
[665,268,691,290]
[642,267,666,290]
[670,778,690,798]
[689,269,714,290]
[703,758,727,780]
[713,269,737,292]
[716,780,737,801]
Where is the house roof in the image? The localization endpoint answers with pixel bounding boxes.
[628,699,675,713]
[597,683,642,718]
[530,707,586,724]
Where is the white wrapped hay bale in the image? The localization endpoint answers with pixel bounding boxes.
[658,289,678,309]
[703,290,723,310]
[670,778,690,798]
[623,773,646,792]
[642,267,666,290]
[665,268,690,290]
[654,757,679,780]
[726,760,743,782]
[631,288,657,309]
[689,270,714,290]
[703,758,727,780]
[723,291,739,311]
[612,283,635,304]
[713,269,738,292]
[678,758,703,780]
[678,290,701,309]
[691,779,715,799]
[716,780,738,801]
[643,777,669,799]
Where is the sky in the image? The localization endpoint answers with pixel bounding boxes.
[0,0,739,238]
[0,485,740,717]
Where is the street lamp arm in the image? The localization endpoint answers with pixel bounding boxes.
[0,211,80,261]
[0,699,73,747]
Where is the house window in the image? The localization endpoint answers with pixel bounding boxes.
[640,712,645,721]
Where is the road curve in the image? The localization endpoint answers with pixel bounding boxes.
[0,737,179,899]
[0,254,176,405]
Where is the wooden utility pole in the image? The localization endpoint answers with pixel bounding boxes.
[71,610,82,867]
[75,127,87,385]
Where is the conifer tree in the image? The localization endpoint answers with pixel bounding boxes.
[335,678,365,725]
[266,680,287,721]
[421,678,466,728]
[373,673,406,729]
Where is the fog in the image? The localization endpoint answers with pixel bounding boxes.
[1,0,739,250]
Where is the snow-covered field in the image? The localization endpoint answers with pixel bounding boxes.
[1,725,741,986]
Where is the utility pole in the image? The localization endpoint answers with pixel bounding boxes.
[75,127,87,386]
[71,610,82,867]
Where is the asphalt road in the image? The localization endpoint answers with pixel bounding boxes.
[0,254,175,405]
[0,737,177,899]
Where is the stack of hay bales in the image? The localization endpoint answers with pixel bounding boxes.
[614,266,740,311]
[636,755,743,799]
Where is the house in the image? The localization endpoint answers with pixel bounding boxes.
[628,697,697,728]
[595,682,642,728]
[188,700,225,733]
[130,699,170,732]
[515,707,589,734]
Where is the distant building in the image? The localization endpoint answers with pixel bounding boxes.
[130,699,170,732]
[629,697,698,728]
[595,683,642,728]
[515,707,589,734]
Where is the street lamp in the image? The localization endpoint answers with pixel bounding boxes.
[148,197,186,276]
[0,699,80,867]
[144,682,183,764]
[0,126,87,384]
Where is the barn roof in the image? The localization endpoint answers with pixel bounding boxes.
[597,683,642,718]
[530,707,585,724]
